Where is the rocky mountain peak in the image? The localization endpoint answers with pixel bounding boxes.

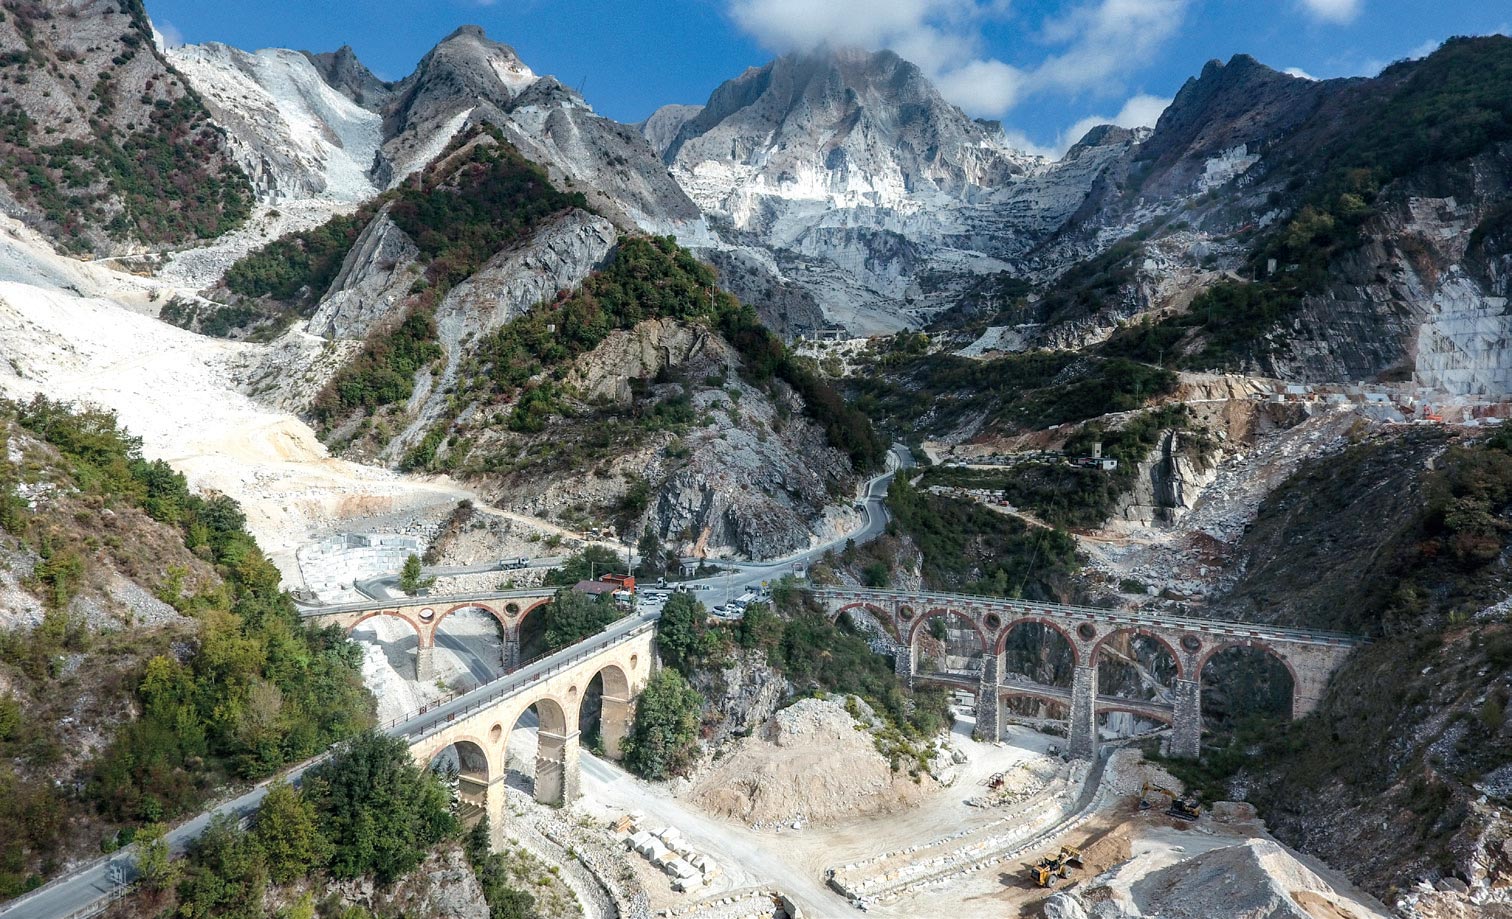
[384,24,537,136]
[663,46,1020,180]
[302,44,393,109]
[1132,52,1329,197]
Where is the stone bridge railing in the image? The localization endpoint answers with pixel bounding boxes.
[807,586,1366,759]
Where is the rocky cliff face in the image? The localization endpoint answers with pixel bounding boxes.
[301,45,395,109]
[0,0,250,251]
[456,315,859,559]
[1016,39,1512,401]
[380,207,618,462]
[376,26,704,236]
[167,42,383,203]
[306,208,423,340]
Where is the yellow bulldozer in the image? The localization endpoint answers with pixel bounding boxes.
[1026,845,1085,888]
[1139,782,1202,821]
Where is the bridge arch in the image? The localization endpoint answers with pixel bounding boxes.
[345,608,426,643]
[579,663,634,760]
[1197,640,1298,726]
[1095,702,1174,725]
[423,735,494,824]
[431,601,509,640]
[1194,638,1297,687]
[498,693,576,805]
[995,616,1082,667]
[515,596,556,662]
[907,607,989,652]
[995,690,1071,738]
[1091,626,1186,681]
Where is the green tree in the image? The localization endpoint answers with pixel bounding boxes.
[464,817,538,919]
[175,814,266,919]
[622,669,703,780]
[541,590,620,652]
[734,601,784,654]
[133,822,177,892]
[635,530,666,580]
[399,554,433,596]
[251,782,331,884]
[656,592,722,675]
[544,546,624,586]
[301,731,457,883]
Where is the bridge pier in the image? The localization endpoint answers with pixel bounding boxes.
[894,642,915,687]
[975,653,1001,741]
[416,645,435,683]
[1171,678,1201,759]
[502,632,521,672]
[484,775,507,830]
[1068,664,1098,759]
[1292,670,1328,719]
[600,694,634,760]
[535,730,581,806]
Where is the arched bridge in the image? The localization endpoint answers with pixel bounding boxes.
[303,590,653,819]
[302,588,560,680]
[388,609,655,820]
[809,587,1365,759]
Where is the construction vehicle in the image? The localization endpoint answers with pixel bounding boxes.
[1139,782,1202,821]
[1025,846,1084,888]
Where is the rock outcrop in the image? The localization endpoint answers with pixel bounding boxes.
[689,697,934,825]
[306,210,422,340]
[168,42,383,203]
[376,26,705,236]
[0,0,250,251]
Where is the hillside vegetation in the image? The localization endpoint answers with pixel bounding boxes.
[0,398,370,899]
[1157,427,1512,897]
[0,0,250,251]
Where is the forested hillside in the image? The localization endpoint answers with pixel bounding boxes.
[0,398,370,899]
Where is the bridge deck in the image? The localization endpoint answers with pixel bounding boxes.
[381,613,655,746]
[813,587,1365,648]
[915,671,1175,720]
[300,587,561,619]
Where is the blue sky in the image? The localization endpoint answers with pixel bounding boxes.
[146,0,1509,154]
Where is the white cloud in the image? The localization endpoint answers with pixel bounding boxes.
[1407,38,1442,59]
[1283,66,1318,80]
[1031,0,1189,96]
[1297,0,1361,24]
[933,59,1027,116]
[1056,92,1170,152]
[727,0,1188,121]
[729,0,1025,115]
[154,19,184,50]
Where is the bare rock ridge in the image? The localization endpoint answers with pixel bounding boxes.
[167,41,383,203]
[301,44,396,109]
[371,25,704,234]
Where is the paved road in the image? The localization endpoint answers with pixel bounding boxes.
[343,443,911,613]
[0,613,658,919]
[354,556,570,602]
[682,443,912,609]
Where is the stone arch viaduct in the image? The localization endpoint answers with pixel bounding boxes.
[303,587,560,681]
[810,587,1364,759]
[305,593,654,821]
